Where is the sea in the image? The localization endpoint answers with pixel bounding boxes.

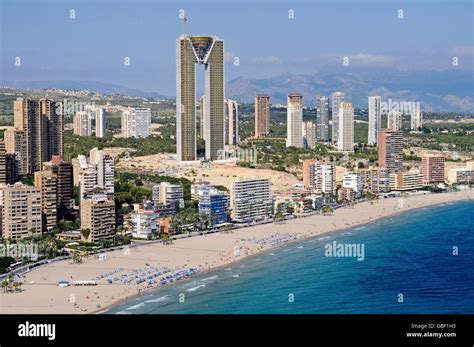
[106,200,474,314]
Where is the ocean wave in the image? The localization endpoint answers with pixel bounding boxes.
[187,284,206,292]
[145,295,169,303]
[126,302,146,311]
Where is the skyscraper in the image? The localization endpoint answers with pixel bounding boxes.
[368,96,382,146]
[89,148,115,194]
[13,98,63,173]
[331,92,344,143]
[337,102,354,152]
[387,110,403,131]
[255,94,270,138]
[286,94,303,148]
[121,108,151,138]
[302,121,316,149]
[176,35,224,161]
[378,129,403,174]
[224,99,239,146]
[95,108,106,138]
[316,96,329,142]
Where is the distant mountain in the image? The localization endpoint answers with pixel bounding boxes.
[0,80,169,99]
[225,69,474,113]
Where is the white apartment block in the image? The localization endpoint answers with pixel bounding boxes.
[122,108,151,138]
[342,172,363,197]
[331,92,344,144]
[95,108,106,138]
[387,110,403,131]
[231,178,273,222]
[156,182,184,208]
[410,109,423,131]
[368,96,381,146]
[337,102,354,152]
[286,94,303,148]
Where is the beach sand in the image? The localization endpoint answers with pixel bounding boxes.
[0,190,472,314]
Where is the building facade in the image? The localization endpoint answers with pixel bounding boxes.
[337,102,354,152]
[231,178,273,222]
[255,94,270,138]
[121,108,151,138]
[331,92,344,143]
[368,96,382,146]
[316,96,329,142]
[378,129,403,174]
[176,35,224,161]
[286,94,303,148]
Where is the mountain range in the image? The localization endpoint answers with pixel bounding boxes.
[2,68,473,112]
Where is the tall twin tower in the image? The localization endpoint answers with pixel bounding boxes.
[176,35,224,162]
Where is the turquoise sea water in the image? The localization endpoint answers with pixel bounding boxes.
[107,200,474,314]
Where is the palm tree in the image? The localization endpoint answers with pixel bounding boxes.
[1,280,8,294]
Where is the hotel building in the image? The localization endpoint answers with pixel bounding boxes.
[198,186,228,226]
[359,167,390,194]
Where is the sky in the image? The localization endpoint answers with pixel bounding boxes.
[0,0,473,96]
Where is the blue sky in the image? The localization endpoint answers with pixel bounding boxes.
[1,0,472,95]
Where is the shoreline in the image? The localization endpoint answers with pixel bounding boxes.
[1,190,472,314]
[99,193,473,314]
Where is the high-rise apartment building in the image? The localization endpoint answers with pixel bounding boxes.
[286,94,303,148]
[73,111,92,136]
[198,186,228,226]
[121,108,151,138]
[4,128,27,175]
[421,155,445,185]
[302,160,335,194]
[378,129,403,174]
[302,121,316,149]
[410,109,423,131]
[316,96,329,142]
[0,183,42,240]
[95,108,106,138]
[337,102,354,152]
[43,156,74,218]
[80,189,116,243]
[255,94,270,138]
[176,35,224,161]
[331,92,344,143]
[224,99,239,146]
[34,170,58,232]
[13,98,64,173]
[231,178,273,222]
[387,110,403,131]
[368,96,382,146]
[359,167,390,194]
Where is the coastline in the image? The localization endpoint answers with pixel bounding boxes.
[1,189,472,315]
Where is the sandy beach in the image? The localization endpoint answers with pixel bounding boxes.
[0,189,472,314]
